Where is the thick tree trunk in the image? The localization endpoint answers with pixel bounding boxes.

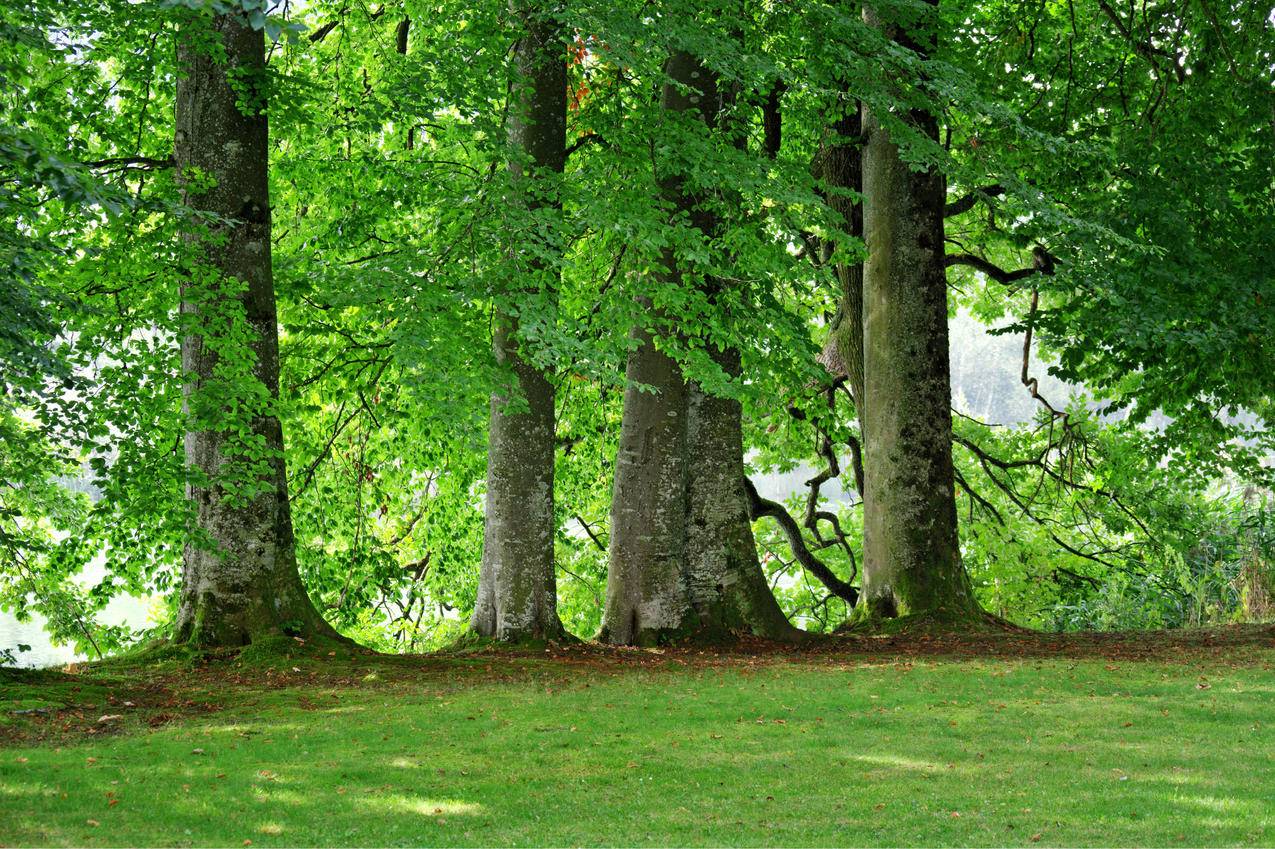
[686,346,799,640]
[853,0,980,625]
[174,13,335,646]
[600,316,693,645]
[471,3,567,642]
[601,51,796,645]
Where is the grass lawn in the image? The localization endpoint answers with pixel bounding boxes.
[2,628,1274,847]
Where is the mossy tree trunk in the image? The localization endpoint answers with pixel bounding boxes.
[686,344,800,641]
[471,1,567,642]
[853,0,981,626]
[174,13,336,646]
[602,51,796,645]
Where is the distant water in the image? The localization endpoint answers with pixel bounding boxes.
[0,611,81,669]
[1,594,151,669]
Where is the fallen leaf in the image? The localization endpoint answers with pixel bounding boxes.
[97,714,123,723]
[191,748,205,755]
[86,819,99,827]
[1030,834,1043,842]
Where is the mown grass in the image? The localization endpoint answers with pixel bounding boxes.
[2,633,1274,847]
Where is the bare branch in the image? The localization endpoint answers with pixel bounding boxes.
[745,477,859,605]
[944,183,1004,217]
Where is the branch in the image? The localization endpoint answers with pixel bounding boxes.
[946,244,1055,286]
[574,515,607,552]
[564,132,607,160]
[945,253,1037,284]
[82,155,173,172]
[395,16,410,54]
[1095,0,1186,83]
[745,477,859,605]
[761,79,785,160]
[944,183,1004,217]
[308,19,339,42]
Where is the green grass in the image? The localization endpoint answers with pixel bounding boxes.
[2,634,1274,846]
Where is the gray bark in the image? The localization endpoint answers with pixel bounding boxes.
[601,51,796,645]
[174,13,335,646]
[686,346,799,640]
[853,0,980,624]
[471,2,567,641]
[600,316,693,645]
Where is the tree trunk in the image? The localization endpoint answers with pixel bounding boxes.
[600,315,693,645]
[601,51,796,645]
[853,0,980,625]
[824,106,867,421]
[471,3,567,642]
[174,13,335,646]
[686,345,799,640]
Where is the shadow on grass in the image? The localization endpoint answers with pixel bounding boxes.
[2,645,1274,846]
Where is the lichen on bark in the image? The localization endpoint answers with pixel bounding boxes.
[173,12,336,647]
[471,0,568,643]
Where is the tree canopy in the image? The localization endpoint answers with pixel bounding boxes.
[1,0,1271,658]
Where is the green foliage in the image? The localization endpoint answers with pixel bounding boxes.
[2,0,1270,653]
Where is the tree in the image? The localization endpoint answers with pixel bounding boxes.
[601,48,796,644]
[851,0,980,625]
[471,1,569,642]
[173,9,335,646]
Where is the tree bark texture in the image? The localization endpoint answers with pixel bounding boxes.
[471,3,568,642]
[854,0,980,625]
[686,345,799,640]
[824,106,867,420]
[602,51,796,644]
[174,13,335,646]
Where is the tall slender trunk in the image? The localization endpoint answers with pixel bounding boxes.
[601,51,796,645]
[824,106,867,422]
[174,12,335,646]
[471,2,567,641]
[853,0,980,625]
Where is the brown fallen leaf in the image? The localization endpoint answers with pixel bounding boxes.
[1030,833,1043,842]
[86,820,100,827]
